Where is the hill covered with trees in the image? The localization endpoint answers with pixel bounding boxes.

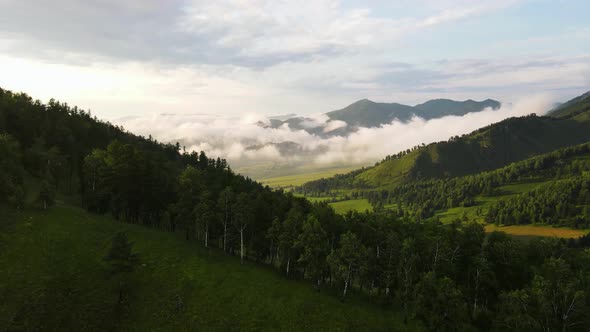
[2,87,590,331]
[299,92,590,192]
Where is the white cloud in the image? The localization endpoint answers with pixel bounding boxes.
[115,94,554,177]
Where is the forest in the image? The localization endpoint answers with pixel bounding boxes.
[2,87,590,331]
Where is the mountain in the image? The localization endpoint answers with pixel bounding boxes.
[326,98,501,128]
[413,99,500,118]
[325,99,416,127]
[263,97,501,136]
[300,91,590,191]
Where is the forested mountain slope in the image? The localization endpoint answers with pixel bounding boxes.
[300,92,590,191]
[549,90,590,120]
[3,87,590,331]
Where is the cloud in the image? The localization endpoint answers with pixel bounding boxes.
[0,0,520,69]
[0,0,586,122]
[115,94,555,177]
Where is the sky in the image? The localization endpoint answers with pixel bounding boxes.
[0,0,589,120]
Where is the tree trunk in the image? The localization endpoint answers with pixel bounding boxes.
[223,222,227,254]
[240,229,244,264]
[343,278,349,298]
[205,224,208,248]
[286,256,291,277]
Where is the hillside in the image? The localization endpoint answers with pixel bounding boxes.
[549,90,590,120]
[0,205,412,331]
[300,92,590,192]
[3,87,590,331]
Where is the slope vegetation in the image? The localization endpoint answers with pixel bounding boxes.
[301,93,590,192]
[550,90,590,119]
[0,205,412,331]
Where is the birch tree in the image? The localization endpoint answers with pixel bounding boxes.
[327,231,367,298]
[217,187,234,254]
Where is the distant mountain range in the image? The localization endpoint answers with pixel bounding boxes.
[327,98,501,128]
[261,98,501,136]
[299,90,590,190]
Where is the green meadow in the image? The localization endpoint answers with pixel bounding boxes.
[0,204,417,331]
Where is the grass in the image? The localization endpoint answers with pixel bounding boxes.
[434,179,590,239]
[259,166,360,189]
[485,224,589,239]
[329,199,373,215]
[0,204,417,331]
[356,151,419,188]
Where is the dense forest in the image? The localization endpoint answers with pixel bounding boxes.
[339,143,590,226]
[2,87,590,331]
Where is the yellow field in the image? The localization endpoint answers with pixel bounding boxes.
[485,224,589,238]
[259,166,360,188]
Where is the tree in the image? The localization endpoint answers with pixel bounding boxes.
[279,206,304,277]
[104,232,138,304]
[296,216,328,289]
[267,217,282,266]
[327,231,367,298]
[233,192,252,264]
[217,187,234,254]
[398,237,418,323]
[194,191,214,248]
[415,272,469,332]
[38,179,55,210]
[0,133,24,208]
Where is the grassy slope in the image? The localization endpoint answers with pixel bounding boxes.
[330,199,373,215]
[360,115,590,189]
[0,205,416,331]
[259,166,361,189]
[356,151,420,188]
[550,91,590,119]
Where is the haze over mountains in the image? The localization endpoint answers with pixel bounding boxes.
[262,98,501,136]
[116,95,553,179]
[301,90,590,192]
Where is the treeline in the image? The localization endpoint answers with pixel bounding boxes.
[360,142,590,221]
[487,174,590,227]
[300,113,590,195]
[0,87,186,207]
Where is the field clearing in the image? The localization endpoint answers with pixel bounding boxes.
[259,166,360,188]
[329,199,373,214]
[485,224,589,238]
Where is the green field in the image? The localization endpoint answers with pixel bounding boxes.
[433,179,590,238]
[329,199,373,214]
[259,166,361,189]
[437,180,548,224]
[0,204,416,331]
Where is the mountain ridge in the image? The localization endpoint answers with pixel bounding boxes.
[266,97,501,135]
[299,91,590,192]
